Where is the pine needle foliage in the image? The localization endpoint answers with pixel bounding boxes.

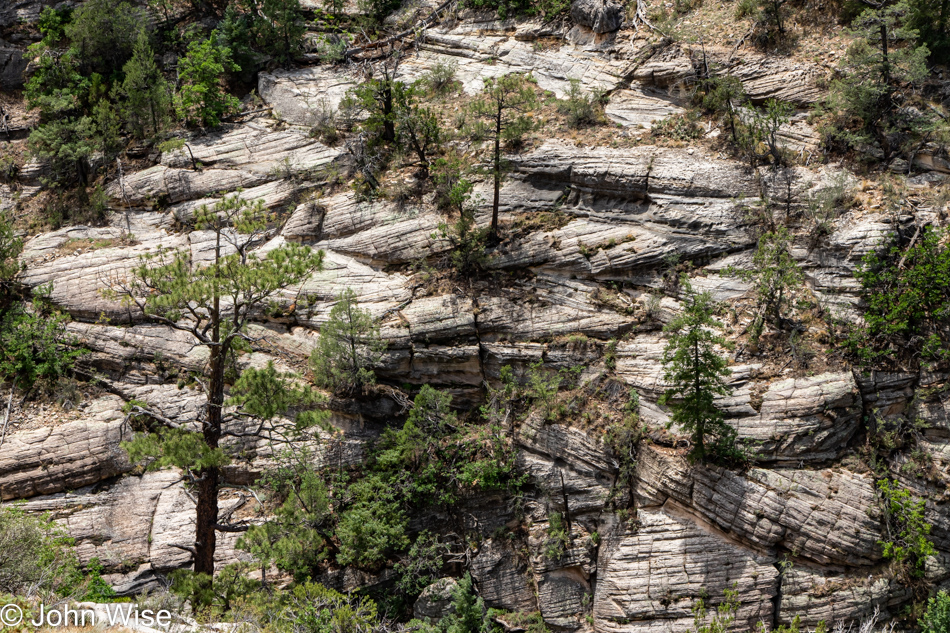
[659,281,736,464]
[468,74,537,242]
[106,193,324,589]
[310,288,387,394]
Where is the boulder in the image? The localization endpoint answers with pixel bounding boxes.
[735,371,863,462]
[570,0,623,33]
[258,67,359,126]
[414,578,458,622]
[469,539,537,612]
[778,565,912,627]
[0,46,27,90]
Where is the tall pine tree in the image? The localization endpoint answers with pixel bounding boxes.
[659,281,735,464]
[113,31,171,139]
[106,194,324,600]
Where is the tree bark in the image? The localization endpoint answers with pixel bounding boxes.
[490,101,502,243]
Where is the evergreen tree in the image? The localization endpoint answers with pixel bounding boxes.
[64,0,147,77]
[114,31,171,139]
[242,0,306,66]
[395,83,444,179]
[175,32,242,128]
[906,0,950,63]
[310,288,386,394]
[468,73,537,243]
[659,282,735,464]
[106,194,324,599]
[725,226,803,343]
[26,117,98,188]
[826,2,933,160]
[443,574,490,633]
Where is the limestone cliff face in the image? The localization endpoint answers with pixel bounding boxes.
[2,1,950,630]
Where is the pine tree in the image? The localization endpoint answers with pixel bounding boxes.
[310,288,386,394]
[725,226,803,343]
[444,574,489,633]
[468,73,537,243]
[659,282,735,464]
[242,0,306,66]
[114,31,171,139]
[175,32,241,128]
[105,194,324,599]
[827,2,932,160]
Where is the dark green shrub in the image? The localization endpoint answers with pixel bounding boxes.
[558,79,605,129]
[847,226,950,367]
[920,590,950,633]
[309,288,387,394]
[65,0,147,77]
[823,4,934,161]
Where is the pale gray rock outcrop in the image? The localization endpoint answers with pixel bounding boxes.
[605,87,686,128]
[734,371,863,462]
[397,31,628,98]
[0,400,130,500]
[635,446,883,566]
[414,578,459,622]
[258,67,359,126]
[727,55,827,105]
[778,566,913,626]
[20,472,248,593]
[593,509,778,633]
[476,277,634,341]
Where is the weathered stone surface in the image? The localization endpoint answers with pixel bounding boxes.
[20,228,186,320]
[605,86,686,128]
[0,45,27,89]
[397,31,627,98]
[414,578,459,622]
[727,55,827,105]
[476,277,634,341]
[169,178,312,224]
[801,213,894,315]
[314,196,452,264]
[635,446,883,567]
[470,539,538,612]
[570,0,623,33]
[778,565,912,627]
[536,567,591,628]
[734,371,863,462]
[593,509,778,633]
[517,437,614,517]
[409,344,482,386]
[68,322,207,375]
[0,402,131,500]
[21,472,248,593]
[258,67,359,126]
[106,123,341,207]
[404,294,476,343]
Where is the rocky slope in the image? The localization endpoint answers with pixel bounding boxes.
[2,0,950,630]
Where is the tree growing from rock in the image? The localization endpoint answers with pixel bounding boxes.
[825,2,933,160]
[725,226,803,344]
[659,281,735,464]
[310,288,386,394]
[106,194,324,596]
[468,73,537,243]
